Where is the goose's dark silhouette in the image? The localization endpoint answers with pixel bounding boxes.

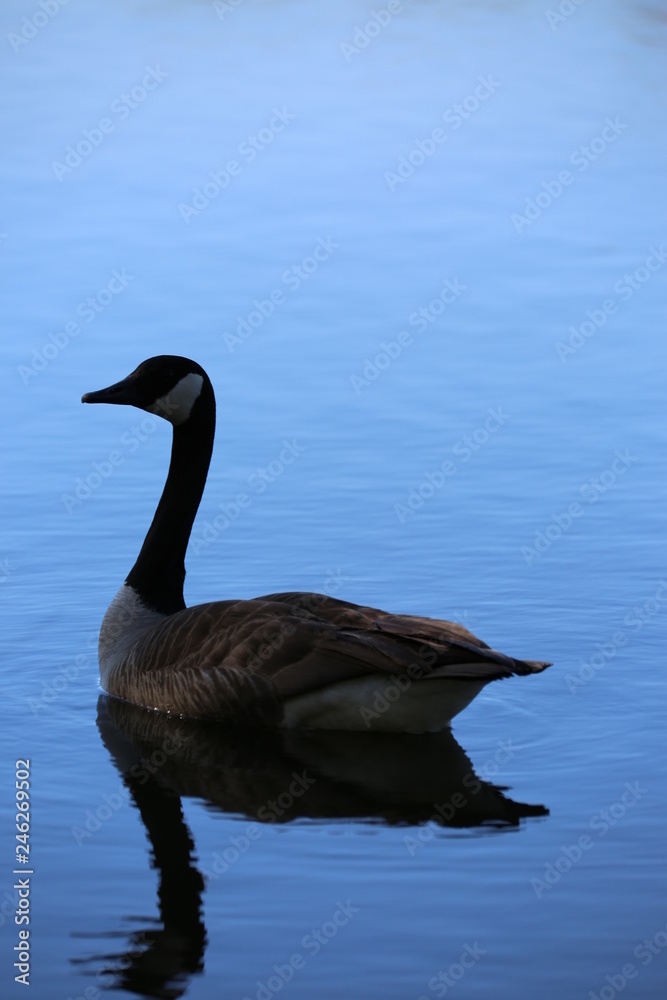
[82,356,551,730]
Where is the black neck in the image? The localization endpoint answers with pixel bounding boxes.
[126,383,215,614]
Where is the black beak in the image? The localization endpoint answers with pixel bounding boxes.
[82,373,139,406]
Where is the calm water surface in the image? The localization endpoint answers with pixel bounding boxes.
[1,2,666,998]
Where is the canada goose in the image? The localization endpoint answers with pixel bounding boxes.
[82,355,551,731]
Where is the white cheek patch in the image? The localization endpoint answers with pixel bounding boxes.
[150,372,204,425]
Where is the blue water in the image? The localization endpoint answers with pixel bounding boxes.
[2,1,666,997]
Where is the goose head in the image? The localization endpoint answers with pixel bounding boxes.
[81,355,211,427]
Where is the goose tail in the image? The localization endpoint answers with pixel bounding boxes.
[511,658,552,675]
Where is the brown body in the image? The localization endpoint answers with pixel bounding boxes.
[99,587,549,729]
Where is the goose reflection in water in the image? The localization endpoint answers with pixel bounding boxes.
[77,694,548,998]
